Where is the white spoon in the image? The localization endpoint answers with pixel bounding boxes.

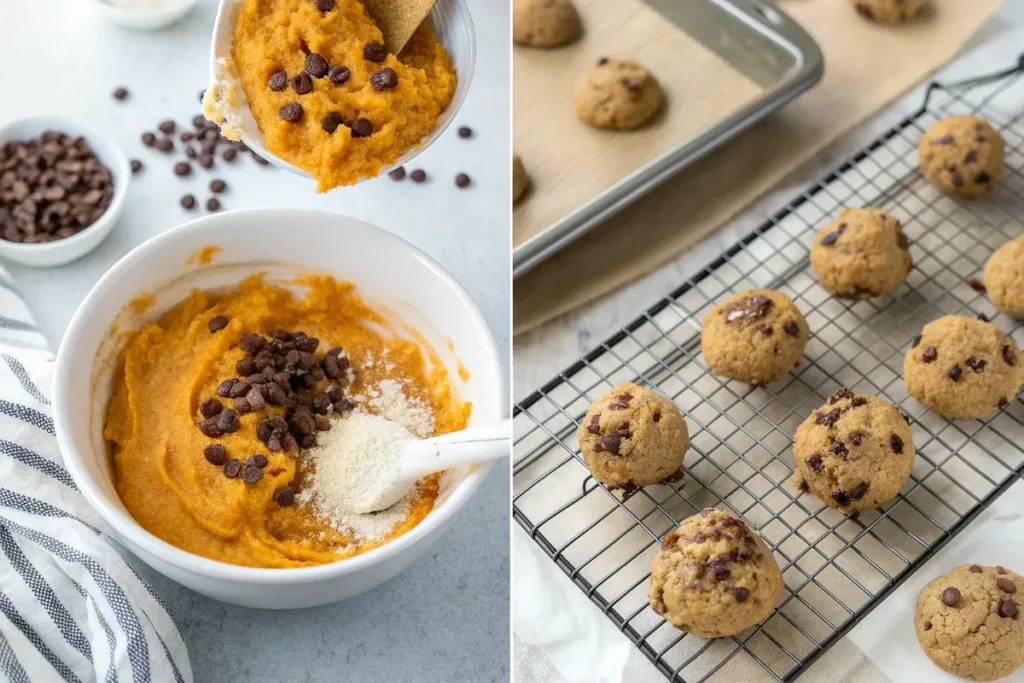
[349,419,509,514]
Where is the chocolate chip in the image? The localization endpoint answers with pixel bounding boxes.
[224,459,242,478]
[855,2,874,18]
[976,171,991,184]
[142,132,157,146]
[370,67,398,91]
[458,126,472,138]
[239,332,266,354]
[759,324,773,336]
[267,435,282,452]
[890,434,904,454]
[999,566,1008,574]
[1001,600,1018,618]
[653,412,661,423]
[222,148,237,162]
[784,321,800,337]
[851,397,867,407]
[268,71,288,91]
[246,454,268,469]
[200,398,223,419]
[850,433,862,446]
[314,0,334,10]
[156,138,174,153]
[832,441,847,457]
[334,399,354,413]
[964,149,979,164]
[911,335,921,348]
[291,72,313,95]
[723,295,774,323]
[233,397,252,415]
[922,347,938,363]
[896,231,909,250]
[130,159,143,174]
[198,154,214,169]
[389,166,406,180]
[797,479,809,492]
[978,313,990,322]
[998,578,1017,594]
[948,365,963,382]
[849,482,869,500]
[252,154,269,166]
[159,120,176,135]
[820,231,842,246]
[806,453,823,473]
[113,87,129,100]
[455,173,471,188]
[970,565,983,573]
[242,464,263,485]
[172,162,191,177]
[185,147,197,159]
[410,169,427,183]
[207,197,221,212]
[203,443,227,466]
[595,433,621,455]
[924,621,932,631]
[325,65,351,86]
[942,587,961,606]
[266,382,287,405]
[350,118,373,138]
[280,103,304,123]
[216,409,240,433]
[832,490,851,506]
[815,408,842,428]
[932,134,955,145]
[321,112,344,134]
[966,356,987,373]
[274,486,296,506]
[732,588,749,603]
[1004,345,1016,366]
[364,42,387,62]
[305,53,329,78]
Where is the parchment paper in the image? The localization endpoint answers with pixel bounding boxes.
[513,0,1002,335]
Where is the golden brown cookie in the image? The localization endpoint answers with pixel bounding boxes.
[512,0,581,48]
[850,0,927,22]
[904,315,1024,420]
[919,116,1004,199]
[513,153,529,205]
[915,564,1024,681]
[649,509,783,637]
[792,388,914,514]
[984,236,1024,319]
[576,381,688,490]
[701,289,809,385]
[573,58,663,130]
[810,208,912,299]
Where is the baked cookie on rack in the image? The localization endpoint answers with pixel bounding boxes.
[513,153,529,205]
[984,235,1024,319]
[810,208,912,299]
[904,315,1024,420]
[576,381,688,490]
[849,0,927,22]
[573,58,664,130]
[513,0,581,48]
[918,116,1004,199]
[791,389,914,514]
[915,563,1024,681]
[701,288,809,385]
[649,509,783,637]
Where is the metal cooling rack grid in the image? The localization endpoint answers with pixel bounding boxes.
[513,59,1024,683]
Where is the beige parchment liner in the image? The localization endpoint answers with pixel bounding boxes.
[514,0,1002,334]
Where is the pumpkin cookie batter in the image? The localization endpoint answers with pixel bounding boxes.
[103,275,469,568]
[211,0,457,191]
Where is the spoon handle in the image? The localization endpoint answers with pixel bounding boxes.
[401,419,511,477]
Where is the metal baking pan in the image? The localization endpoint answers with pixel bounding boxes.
[512,0,823,278]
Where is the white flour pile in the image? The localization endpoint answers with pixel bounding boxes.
[353,378,435,438]
[299,410,419,541]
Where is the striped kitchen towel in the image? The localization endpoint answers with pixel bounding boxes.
[0,269,192,683]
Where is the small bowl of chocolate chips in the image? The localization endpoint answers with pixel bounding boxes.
[0,115,130,267]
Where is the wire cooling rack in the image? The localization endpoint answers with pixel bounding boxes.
[513,57,1024,683]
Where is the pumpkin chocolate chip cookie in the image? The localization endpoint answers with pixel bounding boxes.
[573,58,664,130]
[850,0,927,22]
[984,236,1024,319]
[649,509,783,637]
[904,315,1024,420]
[915,564,1024,681]
[792,388,914,514]
[810,208,912,299]
[701,289,809,385]
[919,116,1004,199]
[576,381,688,490]
[513,0,582,48]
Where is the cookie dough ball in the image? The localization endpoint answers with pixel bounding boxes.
[573,58,663,130]
[905,316,1024,419]
[513,153,529,204]
[576,382,688,490]
[916,564,1024,681]
[984,236,1024,319]
[792,389,914,514]
[701,289,809,385]
[850,0,926,22]
[810,208,912,299]
[513,0,581,48]
[649,509,783,637]
[919,117,1004,199]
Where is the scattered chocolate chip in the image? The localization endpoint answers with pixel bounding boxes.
[204,443,227,466]
[1003,346,1016,366]
[242,464,263,485]
[806,453,824,473]
[966,356,987,373]
[998,578,1017,594]
[142,132,157,146]
[724,295,773,323]
[963,149,979,164]
[223,459,242,478]
[653,412,661,423]
[978,313,990,322]
[389,166,406,181]
[291,72,313,95]
[831,441,847,457]
[932,134,955,146]
[321,112,344,134]
[924,621,932,631]
[922,347,938,363]
[174,162,192,177]
[832,490,851,506]
[274,486,296,506]
[458,126,472,138]
[314,0,334,10]
[207,197,221,212]
[942,587,961,606]
[216,409,240,433]
[455,173,471,188]
[370,67,398,91]
[948,365,963,382]
[410,169,427,183]
[797,479,809,492]
[896,231,909,250]
[246,454,268,469]
[200,398,223,419]
[855,2,873,18]
[233,397,252,414]
[970,565,983,573]
[222,148,237,162]
[324,65,351,87]
[268,71,288,91]
[820,230,842,246]
[851,397,867,407]
[210,179,227,193]
[130,159,143,174]
[891,434,904,454]
[252,154,269,166]
[849,482,869,500]
[199,154,214,169]
[185,146,197,159]
[156,138,174,153]
[850,433,863,446]
[208,315,229,333]
[240,332,266,354]
[279,103,304,123]
[595,433,622,455]
[784,321,800,337]
[911,335,921,348]
[1001,600,1018,618]
[350,118,373,138]
[113,87,129,101]
[732,588,749,603]
[305,53,329,78]
[976,171,991,184]
[159,120,176,135]
[816,408,843,428]
[364,42,387,62]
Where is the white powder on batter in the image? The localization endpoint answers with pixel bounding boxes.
[300,410,418,542]
[353,378,435,438]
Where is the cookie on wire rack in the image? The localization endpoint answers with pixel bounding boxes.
[918,116,1004,199]
[809,207,912,300]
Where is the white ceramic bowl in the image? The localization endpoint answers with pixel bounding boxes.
[207,0,476,181]
[0,116,129,267]
[94,0,199,31]
[53,208,505,609]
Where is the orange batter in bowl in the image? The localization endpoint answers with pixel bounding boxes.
[220,0,456,191]
[103,275,470,568]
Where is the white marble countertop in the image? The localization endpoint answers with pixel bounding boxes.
[513,2,1024,681]
[1,0,510,680]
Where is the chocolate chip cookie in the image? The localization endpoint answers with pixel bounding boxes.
[701,289,809,385]
[850,0,926,22]
[573,58,664,130]
[810,208,912,299]
[904,315,1024,419]
[513,0,581,48]
[916,564,1024,681]
[919,116,1004,199]
[649,509,783,637]
[984,236,1024,319]
[576,381,688,490]
[792,388,914,514]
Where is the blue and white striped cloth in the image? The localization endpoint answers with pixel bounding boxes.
[0,268,192,683]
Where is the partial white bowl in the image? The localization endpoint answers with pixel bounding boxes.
[53,208,506,609]
[94,0,199,30]
[0,116,129,268]
[206,0,476,181]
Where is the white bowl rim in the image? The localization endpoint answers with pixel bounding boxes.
[0,114,130,255]
[53,207,506,584]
